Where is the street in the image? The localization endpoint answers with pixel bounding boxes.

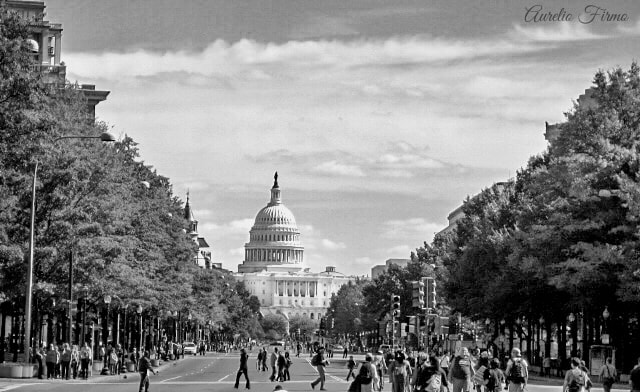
[0,352,633,392]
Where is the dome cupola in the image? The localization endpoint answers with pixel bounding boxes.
[239,172,304,273]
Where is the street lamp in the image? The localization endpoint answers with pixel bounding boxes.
[137,305,143,351]
[103,295,111,346]
[23,132,116,360]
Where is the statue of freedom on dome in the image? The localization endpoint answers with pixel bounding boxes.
[274,171,279,188]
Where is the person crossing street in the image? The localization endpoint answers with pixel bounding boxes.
[138,350,157,392]
[234,348,251,389]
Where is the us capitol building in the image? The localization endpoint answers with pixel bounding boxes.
[234,173,357,320]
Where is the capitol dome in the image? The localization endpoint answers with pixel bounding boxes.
[239,173,304,273]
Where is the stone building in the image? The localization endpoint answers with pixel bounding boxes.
[235,173,357,320]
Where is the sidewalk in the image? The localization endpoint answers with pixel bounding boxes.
[0,360,174,390]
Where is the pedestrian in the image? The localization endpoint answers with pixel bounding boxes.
[130,347,139,372]
[257,349,263,371]
[270,347,279,382]
[284,351,292,381]
[483,358,505,392]
[448,347,475,392]
[414,353,448,392]
[374,350,388,391]
[138,350,157,392]
[109,344,119,375]
[505,348,528,392]
[310,346,329,390]
[473,350,490,392]
[71,345,79,379]
[542,357,551,377]
[277,349,286,382]
[45,343,59,379]
[234,348,250,389]
[599,357,617,392]
[563,357,588,392]
[35,344,44,379]
[629,357,640,392]
[348,352,378,392]
[343,346,349,359]
[60,343,72,380]
[346,355,356,381]
[440,350,451,378]
[297,343,302,358]
[262,347,269,371]
[388,351,412,392]
[79,342,92,379]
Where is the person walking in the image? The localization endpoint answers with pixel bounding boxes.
[262,347,269,371]
[79,342,92,379]
[449,347,475,392]
[563,357,588,392]
[414,354,448,392]
[234,348,251,389]
[283,351,292,381]
[277,350,286,382]
[346,355,356,381]
[35,344,44,379]
[45,343,59,379]
[310,346,329,390]
[388,351,412,392]
[505,348,528,392]
[270,347,279,382]
[599,357,617,392]
[483,359,505,392]
[440,350,451,378]
[138,350,157,392]
[60,343,72,380]
[70,345,79,379]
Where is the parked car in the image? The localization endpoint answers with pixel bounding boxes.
[183,342,197,355]
[332,344,344,352]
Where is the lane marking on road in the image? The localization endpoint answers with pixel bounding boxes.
[0,385,38,391]
[218,373,233,382]
[160,375,182,383]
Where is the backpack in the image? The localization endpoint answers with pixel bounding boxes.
[568,370,585,392]
[357,362,373,385]
[311,353,321,366]
[509,359,525,383]
[426,373,442,392]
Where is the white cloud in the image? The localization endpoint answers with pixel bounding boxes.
[229,247,245,256]
[354,257,373,265]
[618,19,640,35]
[382,218,442,243]
[321,239,347,250]
[314,161,365,177]
[66,37,541,81]
[386,245,414,257]
[510,23,608,42]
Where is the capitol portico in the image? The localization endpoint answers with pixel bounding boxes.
[234,173,356,319]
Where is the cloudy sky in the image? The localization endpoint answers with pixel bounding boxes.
[45,0,640,275]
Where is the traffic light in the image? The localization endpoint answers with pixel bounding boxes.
[331,318,335,329]
[411,280,425,309]
[297,328,301,335]
[320,317,326,330]
[424,277,436,310]
[391,294,401,317]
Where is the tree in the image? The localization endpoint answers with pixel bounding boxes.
[260,314,288,340]
[327,280,365,335]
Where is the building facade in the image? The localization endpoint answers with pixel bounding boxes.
[184,192,215,269]
[370,258,411,280]
[235,173,356,320]
[4,0,109,117]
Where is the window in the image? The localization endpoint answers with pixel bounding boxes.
[262,290,265,294]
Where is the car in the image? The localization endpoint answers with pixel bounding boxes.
[183,342,197,355]
[269,341,285,349]
[331,344,344,352]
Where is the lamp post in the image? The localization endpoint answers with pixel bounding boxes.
[103,295,111,346]
[23,132,116,360]
[602,307,610,344]
[137,305,143,351]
